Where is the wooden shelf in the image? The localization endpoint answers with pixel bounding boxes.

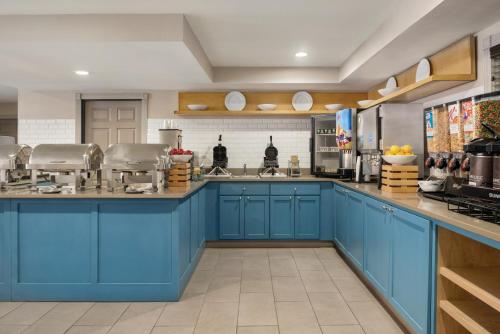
[176,91,367,117]
[440,266,500,312]
[362,74,476,109]
[440,300,500,333]
[174,109,334,117]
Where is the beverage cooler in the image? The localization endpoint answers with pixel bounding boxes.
[310,109,356,178]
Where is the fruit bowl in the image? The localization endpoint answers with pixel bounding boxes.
[382,155,417,165]
[170,154,193,163]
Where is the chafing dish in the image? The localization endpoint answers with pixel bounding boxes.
[101,144,171,192]
[27,144,103,190]
[0,144,32,188]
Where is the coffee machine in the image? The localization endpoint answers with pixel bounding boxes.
[356,106,381,182]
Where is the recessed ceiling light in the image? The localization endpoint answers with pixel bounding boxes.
[295,51,308,58]
[74,70,89,76]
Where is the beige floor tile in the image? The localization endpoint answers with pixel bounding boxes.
[300,270,338,293]
[242,268,271,280]
[348,301,403,334]
[242,249,268,257]
[269,258,298,277]
[237,326,279,334]
[76,303,129,326]
[0,302,57,325]
[0,303,23,318]
[243,257,269,272]
[0,324,28,334]
[290,248,316,258]
[65,325,112,334]
[267,249,293,259]
[321,325,365,334]
[308,292,357,326]
[272,276,308,302]
[194,302,238,334]
[151,326,194,334]
[275,302,322,334]
[107,302,165,334]
[238,293,277,326]
[240,278,272,293]
[314,247,339,260]
[218,249,246,259]
[214,258,243,277]
[197,254,219,271]
[22,302,93,334]
[293,256,323,271]
[334,277,374,302]
[185,270,214,294]
[206,276,241,302]
[321,259,356,279]
[156,294,204,326]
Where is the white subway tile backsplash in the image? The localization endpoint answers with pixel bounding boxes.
[18,119,75,147]
[148,118,311,168]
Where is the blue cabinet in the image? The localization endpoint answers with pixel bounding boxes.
[244,196,269,239]
[347,191,364,269]
[219,195,244,239]
[270,196,294,239]
[198,188,206,248]
[0,201,10,300]
[334,186,349,250]
[190,192,199,260]
[364,197,391,296]
[295,196,320,239]
[390,208,430,334]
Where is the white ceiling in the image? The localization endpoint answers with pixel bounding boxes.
[0,0,398,67]
[0,85,17,103]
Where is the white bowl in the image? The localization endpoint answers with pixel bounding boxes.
[378,87,398,96]
[170,154,193,163]
[187,104,208,111]
[357,100,375,108]
[418,180,444,192]
[325,104,344,110]
[257,104,277,111]
[381,155,417,165]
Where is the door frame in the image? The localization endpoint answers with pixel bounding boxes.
[76,93,149,144]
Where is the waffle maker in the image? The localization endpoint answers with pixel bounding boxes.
[260,136,285,177]
[207,134,231,177]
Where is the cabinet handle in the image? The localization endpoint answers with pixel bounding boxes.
[381,205,388,211]
[247,196,250,200]
[289,196,292,200]
[297,196,301,200]
[294,187,297,192]
[388,208,394,213]
[239,196,242,200]
[242,187,246,191]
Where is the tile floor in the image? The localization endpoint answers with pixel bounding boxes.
[0,248,404,334]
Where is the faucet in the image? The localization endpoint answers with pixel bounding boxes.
[243,164,247,176]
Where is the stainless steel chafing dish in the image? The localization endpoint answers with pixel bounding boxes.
[27,144,103,190]
[101,143,171,192]
[0,144,32,188]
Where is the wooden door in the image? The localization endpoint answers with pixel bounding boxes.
[84,100,142,149]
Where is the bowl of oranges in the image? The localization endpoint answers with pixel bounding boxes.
[382,145,417,165]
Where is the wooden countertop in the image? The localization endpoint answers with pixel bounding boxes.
[333,181,500,244]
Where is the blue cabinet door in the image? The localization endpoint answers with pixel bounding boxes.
[219,196,244,239]
[294,196,320,239]
[178,198,191,277]
[347,191,364,270]
[334,187,349,250]
[198,188,206,247]
[390,208,431,334]
[364,197,391,296]
[244,196,269,239]
[190,193,199,261]
[0,201,10,300]
[270,196,294,239]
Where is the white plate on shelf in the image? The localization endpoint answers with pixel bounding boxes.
[325,104,344,110]
[257,104,277,111]
[225,91,246,111]
[416,58,431,82]
[187,104,208,111]
[292,91,313,111]
[357,100,374,108]
[386,76,397,89]
[378,87,398,96]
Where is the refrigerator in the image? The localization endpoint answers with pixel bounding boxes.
[356,103,425,178]
[310,109,357,177]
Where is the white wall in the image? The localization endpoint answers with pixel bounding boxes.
[419,20,500,107]
[0,102,17,119]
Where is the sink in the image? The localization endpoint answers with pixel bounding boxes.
[231,175,260,179]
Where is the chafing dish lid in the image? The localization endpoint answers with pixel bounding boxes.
[102,144,171,170]
[0,144,32,169]
[27,144,103,170]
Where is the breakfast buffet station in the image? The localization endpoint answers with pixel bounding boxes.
[0,33,499,334]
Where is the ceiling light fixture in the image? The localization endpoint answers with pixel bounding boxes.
[74,70,89,76]
[295,51,308,58]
